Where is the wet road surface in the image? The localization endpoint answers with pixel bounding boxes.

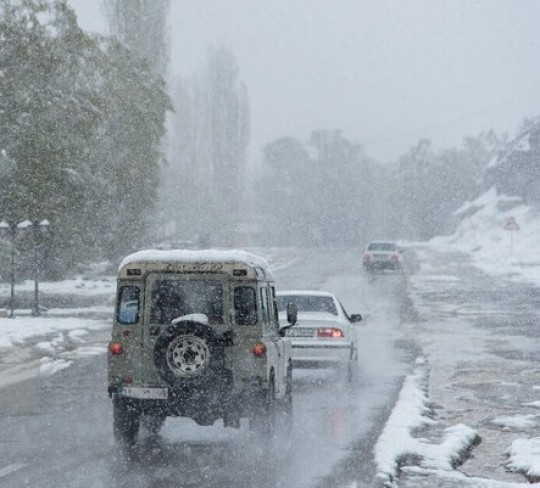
[0,248,412,488]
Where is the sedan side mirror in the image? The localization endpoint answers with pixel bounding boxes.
[279,324,292,337]
[350,313,362,323]
[287,303,298,325]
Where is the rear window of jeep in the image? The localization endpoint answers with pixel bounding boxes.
[150,279,223,325]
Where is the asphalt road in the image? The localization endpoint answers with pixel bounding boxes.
[0,248,412,488]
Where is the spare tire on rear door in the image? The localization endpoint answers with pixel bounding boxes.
[154,320,221,387]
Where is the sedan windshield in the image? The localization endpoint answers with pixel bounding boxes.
[276,295,338,315]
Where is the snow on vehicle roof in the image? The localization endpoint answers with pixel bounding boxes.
[276,290,336,298]
[368,240,395,245]
[119,249,270,271]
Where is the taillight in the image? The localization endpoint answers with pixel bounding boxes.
[317,327,344,338]
[252,343,266,357]
[110,342,123,355]
[391,253,400,261]
[363,252,372,261]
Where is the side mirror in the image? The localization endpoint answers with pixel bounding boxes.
[287,303,298,326]
[279,324,291,337]
[350,313,362,323]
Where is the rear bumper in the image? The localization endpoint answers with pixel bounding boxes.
[108,376,262,400]
[292,359,346,369]
[114,386,168,400]
[364,261,400,269]
[109,378,268,423]
[291,341,351,368]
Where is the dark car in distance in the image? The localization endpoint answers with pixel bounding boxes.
[362,241,402,272]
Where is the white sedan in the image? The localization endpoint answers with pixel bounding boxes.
[276,290,362,378]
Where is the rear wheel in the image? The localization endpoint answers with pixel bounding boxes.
[346,346,358,385]
[142,414,166,436]
[113,399,140,445]
[223,412,240,428]
[346,361,355,384]
[250,376,276,436]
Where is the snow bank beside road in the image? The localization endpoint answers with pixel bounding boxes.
[0,313,109,390]
[374,361,434,479]
[374,359,479,486]
[0,276,115,296]
[0,315,109,348]
[507,438,540,481]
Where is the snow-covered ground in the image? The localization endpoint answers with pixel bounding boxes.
[0,275,115,297]
[0,313,111,348]
[0,275,113,389]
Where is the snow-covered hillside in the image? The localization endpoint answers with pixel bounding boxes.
[433,186,540,286]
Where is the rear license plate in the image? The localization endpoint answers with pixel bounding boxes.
[288,328,314,337]
[117,387,168,400]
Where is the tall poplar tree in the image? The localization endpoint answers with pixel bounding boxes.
[165,46,251,246]
[103,0,170,76]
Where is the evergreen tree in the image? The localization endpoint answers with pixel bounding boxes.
[89,38,172,259]
[259,130,373,246]
[0,0,104,273]
[0,0,172,272]
[308,130,366,245]
[258,136,312,245]
[389,132,505,240]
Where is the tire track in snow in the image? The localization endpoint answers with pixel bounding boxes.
[0,463,26,479]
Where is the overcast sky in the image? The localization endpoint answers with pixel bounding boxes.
[68,0,540,163]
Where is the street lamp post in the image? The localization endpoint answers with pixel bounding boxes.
[17,219,50,316]
[0,218,50,317]
[0,220,17,317]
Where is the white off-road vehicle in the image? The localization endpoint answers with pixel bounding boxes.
[107,249,294,444]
